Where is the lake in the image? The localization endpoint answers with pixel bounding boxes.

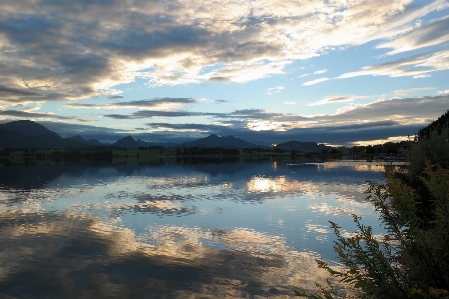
[0,158,400,298]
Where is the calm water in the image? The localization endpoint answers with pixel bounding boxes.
[0,159,397,298]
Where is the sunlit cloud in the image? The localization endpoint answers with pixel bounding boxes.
[303,78,330,86]
[307,95,368,106]
[315,95,449,126]
[352,135,413,146]
[393,87,434,96]
[0,110,93,122]
[0,0,444,104]
[376,16,449,55]
[338,50,449,79]
[66,98,198,110]
[413,74,431,79]
[437,89,449,95]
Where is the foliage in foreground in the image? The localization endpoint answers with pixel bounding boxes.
[294,162,449,298]
[293,122,449,298]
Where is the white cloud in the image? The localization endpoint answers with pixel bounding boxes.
[393,87,434,96]
[265,85,284,95]
[284,101,296,105]
[314,95,449,126]
[338,50,449,79]
[65,98,197,110]
[0,0,444,104]
[413,74,431,79]
[314,69,328,74]
[437,89,449,95]
[376,15,449,55]
[307,95,368,106]
[303,78,330,86]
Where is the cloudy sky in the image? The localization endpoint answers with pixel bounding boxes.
[1,0,448,146]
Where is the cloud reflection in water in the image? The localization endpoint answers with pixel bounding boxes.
[0,212,338,298]
[0,161,390,298]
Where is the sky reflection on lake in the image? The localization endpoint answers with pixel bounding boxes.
[0,159,395,298]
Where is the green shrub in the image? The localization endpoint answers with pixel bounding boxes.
[294,162,449,299]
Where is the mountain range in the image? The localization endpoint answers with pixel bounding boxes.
[181,134,264,149]
[0,120,266,149]
[0,120,86,149]
[0,120,331,151]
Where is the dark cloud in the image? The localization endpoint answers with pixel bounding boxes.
[209,77,232,82]
[102,108,308,121]
[145,122,238,133]
[5,95,438,145]
[0,85,41,96]
[0,110,92,122]
[1,0,438,104]
[102,25,212,59]
[377,16,449,55]
[315,95,449,124]
[68,98,198,110]
[338,50,449,79]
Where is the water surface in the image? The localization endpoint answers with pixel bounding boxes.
[0,159,394,298]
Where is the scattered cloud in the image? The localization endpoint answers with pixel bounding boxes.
[314,69,328,75]
[0,110,93,122]
[284,101,296,105]
[376,16,449,55]
[265,85,284,95]
[104,111,215,120]
[437,89,449,95]
[303,78,330,86]
[338,50,449,79]
[12,95,442,146]
[307,95,368,106]
[0,0,444,103]
[66,98,198,110]
[413,74,431,79]
[314,95,449,127]
[393,87,434,96]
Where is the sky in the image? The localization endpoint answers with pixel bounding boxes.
[1,0,449,146]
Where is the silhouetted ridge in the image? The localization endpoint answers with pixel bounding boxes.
[419,109,449,138]
[113,135,139,148]
[0,120,85,149]
[66,135,104,146]
[0,120,61,138]
[182,134,264,148]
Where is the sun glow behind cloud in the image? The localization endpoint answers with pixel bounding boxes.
[0,0,447,145]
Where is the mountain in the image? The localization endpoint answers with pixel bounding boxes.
[66,135,104,146]
[275,140,331,152]
[113,135,140,148]
[0,120,61,138]
[0,120,85,149]
[136,139,178,148]
[182,134,265,149]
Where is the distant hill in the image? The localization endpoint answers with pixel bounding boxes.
[113,136,140,148]
[275,140,331,152]
[182,134,264,149]
[0,120,61,138]
[135,139,178,148]
[66,135,104,146]
[0,120,85,149]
